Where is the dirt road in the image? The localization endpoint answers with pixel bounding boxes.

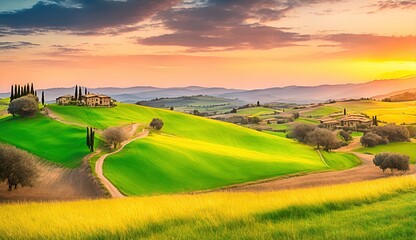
[95,125,149,198]
[0,153,105,203]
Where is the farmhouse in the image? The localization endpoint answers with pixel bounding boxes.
[81,94,111,107]
[56,94,73,105]
[319,113,372,129]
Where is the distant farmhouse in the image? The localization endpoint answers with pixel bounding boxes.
[320,113,372,129]
[56,93,112,107]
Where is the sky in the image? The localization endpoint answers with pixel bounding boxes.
[0,0,415,92]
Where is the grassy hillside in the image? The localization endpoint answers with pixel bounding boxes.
[48,103,358,195]
[357,142,416,163]
[0,114,91,168]
[0,98,9,116]
[0,176,414,239]
[301,105,341,117]
[237,107,277,117]
[329,100,416,124]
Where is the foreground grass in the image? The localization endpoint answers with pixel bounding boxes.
[0,176,415,239]
[357,142,416,163]
[0,114,90,168]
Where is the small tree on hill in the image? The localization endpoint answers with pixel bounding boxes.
[103,127,127,149]
[307,128,340,152]
[292,112,300,119]
[287,123,316,143]
[339,130,352,141]
[8,95,38,118]
[257,101,260,107]
[150,118,164,130]
[74,85,78,101]
[41,91,45,106]
[0,144,39,191]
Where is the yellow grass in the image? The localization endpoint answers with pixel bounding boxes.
[0,176,415,239]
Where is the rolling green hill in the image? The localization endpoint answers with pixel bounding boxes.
[357,142,416,163]
[49,103,358,195]
[0,114,91,168]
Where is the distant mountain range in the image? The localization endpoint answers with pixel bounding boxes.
[1,76,415,104]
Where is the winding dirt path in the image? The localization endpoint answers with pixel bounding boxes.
[215,138,415,192]
[95,125,149,198]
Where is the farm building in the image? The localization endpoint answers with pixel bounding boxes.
[56,94,73,105]
[81,94,111,107]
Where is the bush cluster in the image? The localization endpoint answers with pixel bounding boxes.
[373,153,410,172]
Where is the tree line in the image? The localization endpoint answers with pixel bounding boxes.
[10,83,37,102]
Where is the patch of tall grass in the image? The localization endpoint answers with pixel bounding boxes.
[0,176,414,239]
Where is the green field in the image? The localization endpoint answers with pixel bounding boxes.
[320,151,361,170]
[237,107,277,117]
[357,142,416,163]
[0,176,414,239]
[301,106,341,117]
[48,103,358,195]
[138,95,243,114]
[0,98,9,116]
[0,114,91,168]
[329,100,416,124]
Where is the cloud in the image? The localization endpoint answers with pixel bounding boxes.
[0,0,179,34]
[0,41,39,50]
[139,0,338,51]
[372,0,416,11]
[321,33,416,61]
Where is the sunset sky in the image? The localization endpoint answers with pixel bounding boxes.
[0,0,415,92]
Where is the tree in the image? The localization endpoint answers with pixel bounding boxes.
[339,130,352,141]
[292,112,300,119]
[7,95,38,118]
[30,83,34,95]
[90,128,95,152]
[170,106,174,110]
[10,85,14,102]
[85,88,88,95]
[373,152,410,172]
[41,91,45,106]
[307,128,340,152]
[257,101,260,107]
[287,123,316,143]
[344,108,346,115]
[75,85,78,101]
[150,118,164,130]
[360,133,388,147]
[372,124,409,143]
[86,127,90,148]
[78,87,82,101]
[103,127,127,149]
[0,144,39,191]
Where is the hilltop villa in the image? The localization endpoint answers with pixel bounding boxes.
[319,113,372,129]
[56,93,112,107]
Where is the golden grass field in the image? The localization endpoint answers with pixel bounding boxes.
[0,176,415,239]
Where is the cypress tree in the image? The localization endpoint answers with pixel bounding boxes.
[344,108,346,115]
[30,83,34,95]
[90,128,95,152]
[85,88,87,95]
[26,83,30,95]
[10,85,14,102]
[35,91,37,97]
[41,91,45,106]
[14,85,18,98]
[19,86,22,97]
[86,127,90,148]
[75,85,78,101]
[78,87,82,101]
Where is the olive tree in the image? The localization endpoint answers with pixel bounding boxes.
[360,133,388,147]
[150,118,164,130]
[372,124,410,142]
[307,128,340,152]
[373,152,410,172]
[0,144,39,191]
[287,123,316,143]
[7,95,38,117]
[102,127,128,149]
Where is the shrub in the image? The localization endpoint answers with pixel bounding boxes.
[150,118,164,130]
[372,124,410,142]
[102,127,128,149]
[307,128,341,152]
[360,133,388,147]
[7,95,38,117]
[339,130,352,141]
[0,144,39,191]
[373,152,410,172]
[287,123,316,143]
[292,112,300,119]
